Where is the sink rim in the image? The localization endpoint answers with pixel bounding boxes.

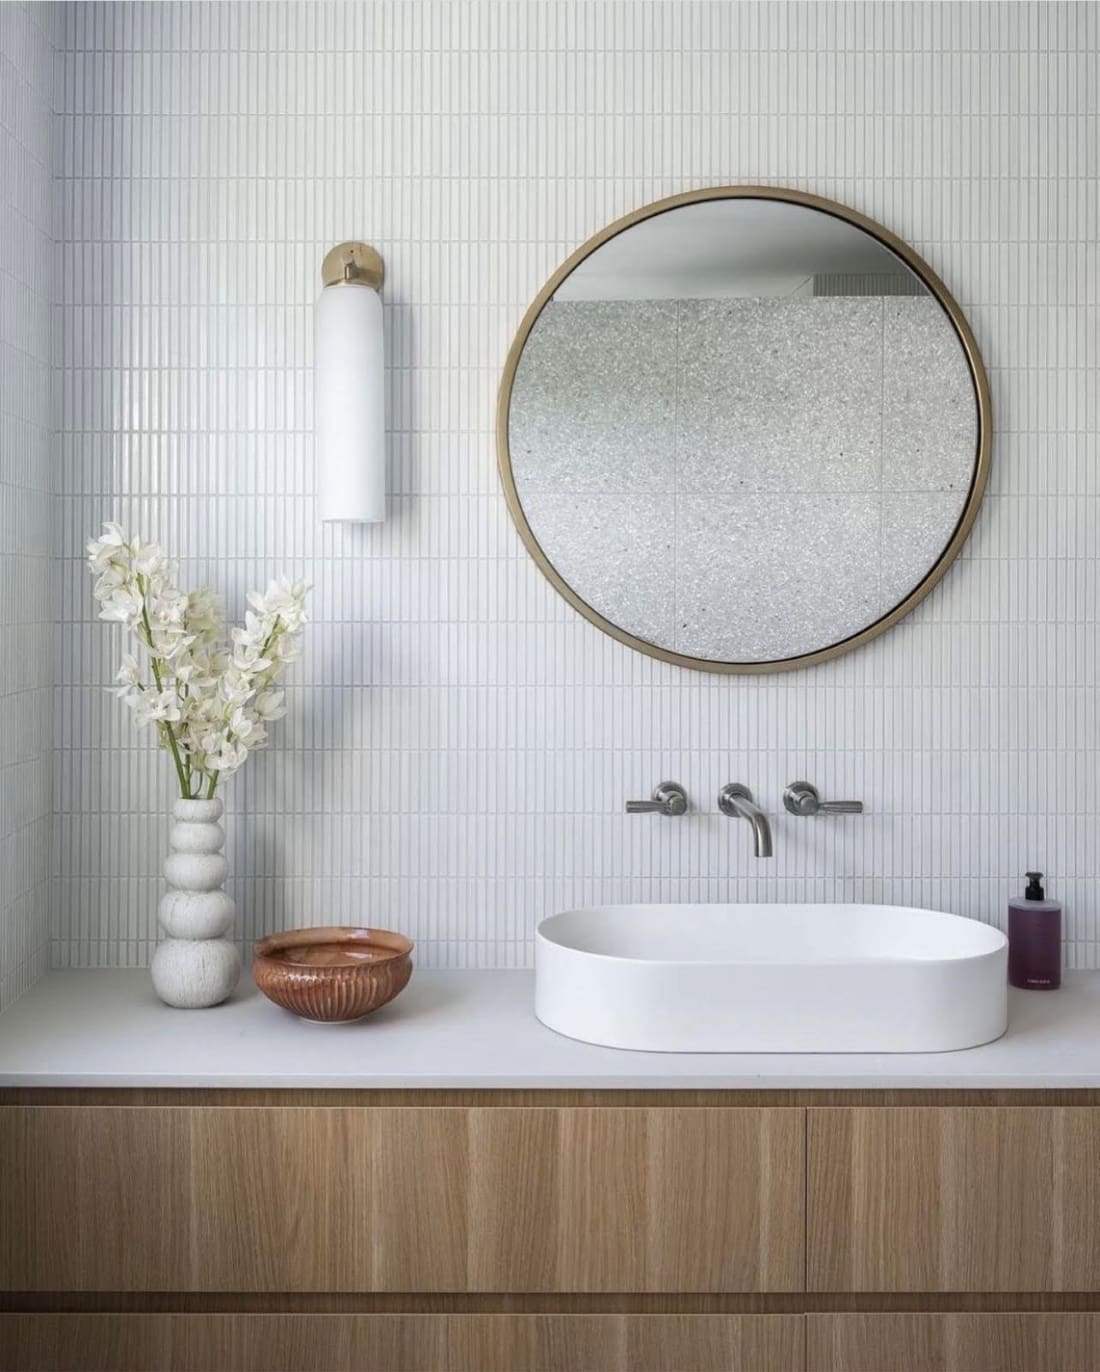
[537,902,1008,969]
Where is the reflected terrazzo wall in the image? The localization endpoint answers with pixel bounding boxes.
[510,296,975,662]
[52,1,1100,969]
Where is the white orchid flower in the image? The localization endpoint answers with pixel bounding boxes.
[98,588,145,627]
[208,741,248,773]
[86,522,308,799]
[254,689,286,721]
[86,522,128,571]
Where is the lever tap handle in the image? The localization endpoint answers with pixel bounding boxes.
[625,782,688,816]
[783,781,863,816]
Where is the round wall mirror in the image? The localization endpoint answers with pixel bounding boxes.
[497,187,991,673]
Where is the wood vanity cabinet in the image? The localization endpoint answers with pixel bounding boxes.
[806,1314,1100,1371]
[4,1093,1100,1370]
[0,1104,803,1294]
[0,1313,805,1372]
[807,1107,1100,1292]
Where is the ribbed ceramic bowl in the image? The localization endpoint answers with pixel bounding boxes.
[252,926,414,1023]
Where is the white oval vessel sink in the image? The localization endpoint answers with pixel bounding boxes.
[535,904,1008,1053]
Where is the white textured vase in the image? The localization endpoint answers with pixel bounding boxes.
[150,798,241,1008]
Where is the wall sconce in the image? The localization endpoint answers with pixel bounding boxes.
[315,241,386,523]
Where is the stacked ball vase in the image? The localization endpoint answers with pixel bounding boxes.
[150,797,241,1008]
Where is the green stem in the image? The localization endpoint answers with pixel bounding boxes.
[163,725,191,799]
[138,577,192,800]
[178,678,193,797]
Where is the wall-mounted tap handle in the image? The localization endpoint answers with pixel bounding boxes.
[625,781,688,816]
[783,781,863,816]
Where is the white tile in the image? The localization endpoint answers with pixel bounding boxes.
[24,0,1100,974]
[0,0,54,1010]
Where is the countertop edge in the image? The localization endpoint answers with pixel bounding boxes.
[0,1072,1091,1090]
[0,968,1097,1090]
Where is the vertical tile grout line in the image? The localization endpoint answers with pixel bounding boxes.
[17,0,1099,976]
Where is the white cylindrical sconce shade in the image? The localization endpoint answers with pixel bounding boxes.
[315,242,385,523]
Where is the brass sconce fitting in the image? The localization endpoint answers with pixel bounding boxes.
[321,240,384,291]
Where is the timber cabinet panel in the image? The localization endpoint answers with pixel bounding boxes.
[807,1107,1100,1292]
[467,1106,804,1292]
[1,1105,804,1294]
[192,1107,472,1292]
[0,1107,191,1292]
[0,1314,805,1372]
[645,1107,800,1292]
[806,1313,1100,1371]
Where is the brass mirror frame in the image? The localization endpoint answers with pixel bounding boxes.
[496,186,992,674]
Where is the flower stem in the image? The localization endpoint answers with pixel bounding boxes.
[157,722,190,799]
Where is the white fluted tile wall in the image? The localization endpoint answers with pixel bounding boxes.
[0,2,56,1008]
[53,1,1100,970]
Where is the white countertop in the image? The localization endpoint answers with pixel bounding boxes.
[0,968,1099,1089]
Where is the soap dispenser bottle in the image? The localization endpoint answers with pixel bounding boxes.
[1008,871,1061,990]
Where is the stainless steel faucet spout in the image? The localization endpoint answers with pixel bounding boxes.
[717,783,774,858]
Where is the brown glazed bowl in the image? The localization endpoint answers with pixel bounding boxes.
[252,926,414,1023]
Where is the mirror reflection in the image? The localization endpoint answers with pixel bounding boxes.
[504,194,983,668]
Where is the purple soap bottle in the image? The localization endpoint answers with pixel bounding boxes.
[1007,871,1061,990]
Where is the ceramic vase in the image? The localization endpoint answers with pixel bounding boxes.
[150,797,240,1008]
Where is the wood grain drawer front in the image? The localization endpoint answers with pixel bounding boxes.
[463,1106,804,1293]
[807,1313,1100,1372]
[0,1106,804,1294]
[0,1107,192,1292]
[0,1314,805,1372]
[808,1107,1100,1292]
[196,1106,805,1293]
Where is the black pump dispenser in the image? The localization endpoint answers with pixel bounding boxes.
[1025,871,1045,901]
